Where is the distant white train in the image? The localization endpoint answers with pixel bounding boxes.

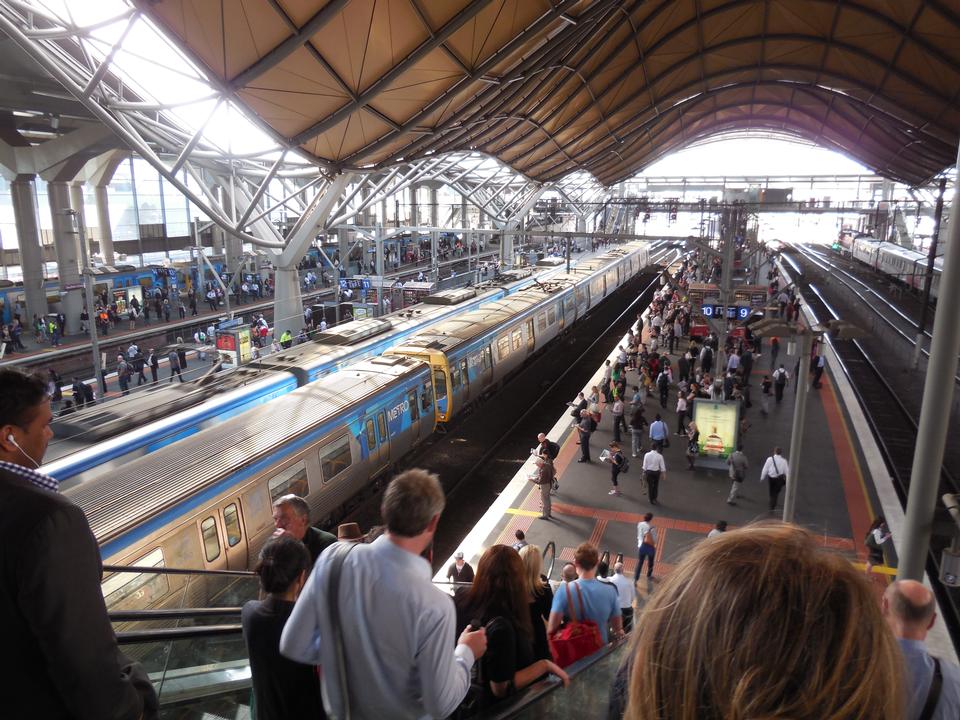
[849,236,942,300]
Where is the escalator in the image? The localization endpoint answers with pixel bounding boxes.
[106,541,626,718]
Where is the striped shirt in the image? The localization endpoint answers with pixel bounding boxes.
[0,460,59,493]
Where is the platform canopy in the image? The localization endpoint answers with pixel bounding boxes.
[132,0,960,187]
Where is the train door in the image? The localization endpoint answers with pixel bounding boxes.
[219,499,248,570]
[526,318,535,352]
[375,410,390,469]
[362,416,387,474]
[433,365,450,421]
[458,358,471,402]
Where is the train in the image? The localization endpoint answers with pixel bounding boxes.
[69,242,651,610]
[41,251,623,487]
[849,236,942,300]
[0,260,228,325]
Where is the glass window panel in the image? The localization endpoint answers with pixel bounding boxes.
[268,461,309,500]
[320,435,352,482]
[223,504,242,547]
[365,419,377,448]
[201,517,221,562]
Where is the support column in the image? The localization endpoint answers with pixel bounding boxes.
[461,195,469,229]
[11,175,48,323]
[898,147,960,582]
[429,186,439,227]
[272,266,303,337]
[220,187,244,278]
[48,181,83,323]
[410,185,419,227]
[93,185,115,264]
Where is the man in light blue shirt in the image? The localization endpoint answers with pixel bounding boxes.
[280,469,487,719]
[882,580,960,720]
[547,542,623,644]
[649,413,669,446]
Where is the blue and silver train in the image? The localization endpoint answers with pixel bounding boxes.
[43,255,608,487]
[72,242,651,607]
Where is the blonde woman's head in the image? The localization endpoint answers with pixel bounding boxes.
[625,522,903,720]
[518,543,547,596]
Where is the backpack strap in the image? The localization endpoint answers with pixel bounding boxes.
[327,541,360,720]
[918,657,943,720]
[563,581,582,624]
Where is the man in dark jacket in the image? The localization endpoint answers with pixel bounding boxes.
[0,367,158,719]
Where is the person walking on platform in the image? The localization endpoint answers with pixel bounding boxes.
[611,396,626,442]
[642,443,666,505]
[726,444,749,504]
[675,393,688,435]
[770,336,780,368]
[760,374,772,415]
[530,455,555,519]
[636,513,657,580]
[168,349,184,383]
[649,414,669,448]
[812,353,826,389]
[865,516,892,575]
[148,348,159,384]
[629,405,647,458]
[760,447,790,513]
[772,364,789,403]
[603,442,625,496]
[577,409,595,463]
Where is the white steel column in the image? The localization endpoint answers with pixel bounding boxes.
[48,180,83,322]
[10,175,48,322]
[93,184,115,264]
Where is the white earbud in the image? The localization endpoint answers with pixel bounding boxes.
[7,433,39,469]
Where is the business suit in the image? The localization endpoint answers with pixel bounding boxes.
[0,466,157,719]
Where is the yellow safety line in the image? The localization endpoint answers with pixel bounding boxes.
[505,508,543,518]
[851,562,898,576]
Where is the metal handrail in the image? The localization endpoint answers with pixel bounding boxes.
[110,607,242,622]
[103,564,256,577]
[116,624,243,644]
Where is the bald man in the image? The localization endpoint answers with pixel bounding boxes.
[882,580,960,720]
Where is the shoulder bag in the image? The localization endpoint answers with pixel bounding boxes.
[549,581,603,668]
[327,541,360,720]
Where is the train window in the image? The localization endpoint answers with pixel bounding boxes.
[319,434,352,482]
[408,390,420,421]
[421,382,433,410]
[511,328,522,351]
[434,369,448,399]
[537,312,547,332]
[460,359,468,385]
[451,363,461,390]
[497,335,510,359]
[547,306,557,325]
[482,347,492,370]
[268,461,309,501]
[101,547,168,610]
[201,517,221,563]
[377,412,388,441]
[365,419,377,449]
[223,504,242,547]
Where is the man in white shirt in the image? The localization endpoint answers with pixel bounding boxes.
[608,562,636,632]
[636,513,657,580]
[642,445,667,505]
[760,446,790,513]
[280,469,487,719]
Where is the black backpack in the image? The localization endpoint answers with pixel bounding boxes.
[546,440,561,459]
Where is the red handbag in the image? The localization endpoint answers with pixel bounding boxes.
[548,581,603,668]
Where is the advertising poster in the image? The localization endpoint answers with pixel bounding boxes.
[237,327,252,363]
[692,399,740,468]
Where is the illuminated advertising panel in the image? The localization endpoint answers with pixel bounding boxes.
[692,399,740,466]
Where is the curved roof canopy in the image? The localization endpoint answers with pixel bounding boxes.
[136,0,960,187]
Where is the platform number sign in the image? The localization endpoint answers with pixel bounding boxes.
[701,304,751,321]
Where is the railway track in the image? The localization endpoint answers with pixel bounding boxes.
[779,257,960,650]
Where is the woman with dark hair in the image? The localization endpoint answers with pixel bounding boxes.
[242,535,324,720]
[455,545,568,703]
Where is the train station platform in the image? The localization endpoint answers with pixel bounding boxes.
[438,280,959,664]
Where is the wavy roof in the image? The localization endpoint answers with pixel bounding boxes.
[137,0,960,186]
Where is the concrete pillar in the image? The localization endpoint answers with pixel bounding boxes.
[48,180,83,323]
[93,185,115,265]
[429,186,438,227]
[10,175,48,323]
[410,185,419,227]
[272,266,303,337]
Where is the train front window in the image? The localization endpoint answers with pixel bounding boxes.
[434,369,447,399]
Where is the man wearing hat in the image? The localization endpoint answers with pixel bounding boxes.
[446,551,474,585]
[337,522,364,542]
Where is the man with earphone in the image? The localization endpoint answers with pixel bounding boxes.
[0,367,158,719]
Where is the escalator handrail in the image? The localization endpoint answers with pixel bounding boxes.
[116,624,243,644]
[103,564,256,577]
[110,607,242,622]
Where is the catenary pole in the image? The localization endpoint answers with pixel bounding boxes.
[899,150,960,581]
